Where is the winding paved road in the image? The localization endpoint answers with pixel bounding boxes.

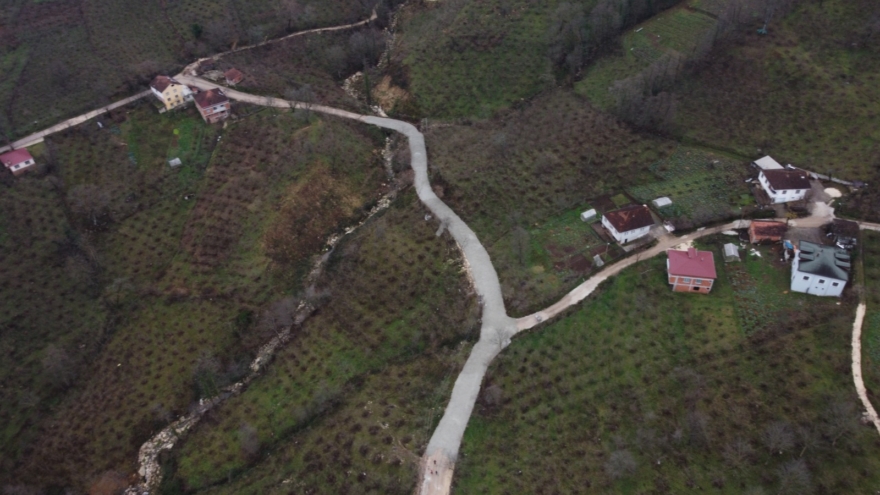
[176,76,518,495]
[13,64,880,494]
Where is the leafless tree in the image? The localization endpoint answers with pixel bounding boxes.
[67,184,112,226]
[604,450,637,480]
[204,19,237,51]
[822,400,859,447]
[722,437,754,469]
[42,344,76,388]
[257,296,299,339]
[239,422,261,459]
[548,2,587,77]
[776,459,813,495]
[482,384,503,407]
[285,85,316,119]
[762,421,795,455]
[512,226,530,267]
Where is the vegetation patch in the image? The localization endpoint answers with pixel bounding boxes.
[7,107,387,491]
[455,237,877,494]
[170,193,480,490]
[628,147,750,229]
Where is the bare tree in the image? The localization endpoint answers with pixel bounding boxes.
[722,437,754,469]
[285,85,316,119]
[547,3,588,78]
[762,421,795,455]
[512,226,530,267]
[822,400,859,447]
[776,459,813,495]
[239,422,261,459]
[67,184,112,227]
[42,344,76,388]
[604,450,637,480]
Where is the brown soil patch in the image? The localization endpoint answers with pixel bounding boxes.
[372,75,410,114]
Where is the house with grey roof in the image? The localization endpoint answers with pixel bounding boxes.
[790,241,850,297]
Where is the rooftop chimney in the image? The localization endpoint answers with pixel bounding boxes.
[687,247,696,259]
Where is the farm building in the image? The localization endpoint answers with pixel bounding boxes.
[758,169,811,204]
[194,89,231,124]
[723,243,740,262]
[0,148,36,175]
[828,219,859,249]
[601,204,654,244]
[752,155,784,170]
[149,75,193,111]
[749,220,787,244]
[225,68,244,86]
[652,197,672,208]
[790,241,850,297]
[667,247,717,294]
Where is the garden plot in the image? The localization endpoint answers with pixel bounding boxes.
[628,147,749,228]
[536,208,611,274]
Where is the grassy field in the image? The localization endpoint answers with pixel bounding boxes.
[861,231,880,413]
[0,0,374,140]
[166,192,480,491]
[425,89,670,312]
[576,3,718,109]
[672,0,880,180]
[393,0,562,119]
[454,236,879,494]
[4,105,388,491]
[628,146,751,229]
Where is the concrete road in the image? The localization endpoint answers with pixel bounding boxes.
[0,91,152,154]
[177,76,517,495]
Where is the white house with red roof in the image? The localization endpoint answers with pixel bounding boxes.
[193,89,230,124]
[667,247,717,294]
[0,148,36,175]
[601,204,654,244]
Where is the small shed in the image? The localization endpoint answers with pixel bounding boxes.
[225,68,244,86]
[168,157,182,167]
[592,254,605,268]
[580,209,597,222]
[749,220,787,244]
[652,197,672,208]
[723,243,740,262]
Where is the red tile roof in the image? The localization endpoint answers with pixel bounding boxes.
[224,68,244,84]
[749,220,787,239]
[761,169,811,190]
[667,247,717,279]
[603,204,654,233]
[150,75,183,92]
[0,148,34,167]
[194,88,229,109]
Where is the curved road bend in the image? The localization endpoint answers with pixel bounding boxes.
[175,76,518,495]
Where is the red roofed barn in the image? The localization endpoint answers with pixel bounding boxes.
[0,148,36,175]
[224,68,244,86]
[667,247,717,294]
[193,89,230,124]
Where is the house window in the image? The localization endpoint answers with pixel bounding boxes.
[692,286,700,291]
[682,277,691,284]
[819,279,825,284]
[803,276,809,280]
[832,282,840,287]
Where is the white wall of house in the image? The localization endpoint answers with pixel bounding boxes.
[602,216,651,244]
[790,258,846,296]
[758,171,808,204]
